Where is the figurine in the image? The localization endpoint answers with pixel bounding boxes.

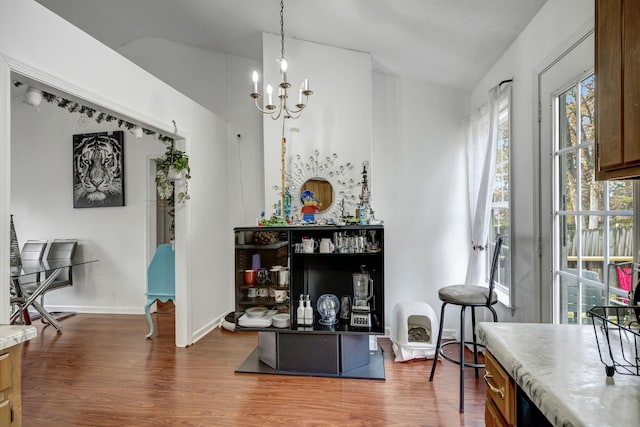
[300,190,321,223]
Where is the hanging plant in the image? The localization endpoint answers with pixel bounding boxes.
[155,143,191,240]
[156,145,190,202]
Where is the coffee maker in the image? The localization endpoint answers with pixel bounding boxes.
[351,265,374,327]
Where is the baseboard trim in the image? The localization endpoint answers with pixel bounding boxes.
[43,305,144,315]
[191,314,224,345]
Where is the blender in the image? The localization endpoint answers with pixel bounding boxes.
[351,265,374,327]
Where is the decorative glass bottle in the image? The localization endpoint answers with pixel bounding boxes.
[9,214,21,270]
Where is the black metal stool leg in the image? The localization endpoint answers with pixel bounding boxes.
[459,305,465,413]
[471,306,480,377]
[429,302,447,381]
[489,305,498,322]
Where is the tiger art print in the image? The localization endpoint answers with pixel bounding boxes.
[72,131,125,208]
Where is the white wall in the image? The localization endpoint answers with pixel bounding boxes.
[118,37,264,312]
[0,0,229,346]
[372,73,469,331]
[262,34,372,215]
[469,0,595,323]
[11,98,165,313]
[118,37,264,228]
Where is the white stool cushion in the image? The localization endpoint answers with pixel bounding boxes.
[438,284,497,305]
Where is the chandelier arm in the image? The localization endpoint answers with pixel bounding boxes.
[284,104,304,120]
[284,94,310,117]
[270,108,284,121]
[253,97,278,115]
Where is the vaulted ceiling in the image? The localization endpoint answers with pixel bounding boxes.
[35,0,546,91]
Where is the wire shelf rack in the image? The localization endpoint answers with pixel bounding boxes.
[587,306,640,377]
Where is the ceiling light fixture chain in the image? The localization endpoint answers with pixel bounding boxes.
[280,0,285,60]
[249,0,313,121]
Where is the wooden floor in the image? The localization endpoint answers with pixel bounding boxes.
[21,313,487,426]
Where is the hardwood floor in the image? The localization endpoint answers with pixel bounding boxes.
[20,313,486,426]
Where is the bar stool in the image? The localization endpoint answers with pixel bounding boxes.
[428,235,503,412]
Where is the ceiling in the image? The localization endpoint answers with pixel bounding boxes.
[34,0,546,91]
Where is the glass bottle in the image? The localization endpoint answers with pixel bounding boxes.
[304,294,313,325]
[296,294,305,325]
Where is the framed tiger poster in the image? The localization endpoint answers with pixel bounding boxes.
[72,131,125,208]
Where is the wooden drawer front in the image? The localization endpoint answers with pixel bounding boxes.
[484,352,514,426]
[485,398,508,427]
[0,400,10,426]
[0,353,11,393]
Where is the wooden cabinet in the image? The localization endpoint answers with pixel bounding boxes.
[484,351,515,427]
[595,0,640,179]
[0,344,23,426]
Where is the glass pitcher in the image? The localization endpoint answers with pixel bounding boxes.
[352,272,373,306]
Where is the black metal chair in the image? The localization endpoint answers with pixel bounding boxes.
[428,235,503,413]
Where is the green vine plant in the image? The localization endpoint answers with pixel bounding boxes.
[155,145,191,240]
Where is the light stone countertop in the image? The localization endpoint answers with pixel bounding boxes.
[0,325,37,350]
[479,322,640,427]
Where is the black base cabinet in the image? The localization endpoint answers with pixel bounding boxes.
[233,225,385,379]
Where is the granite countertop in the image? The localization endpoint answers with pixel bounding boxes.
[0,325,37,350]
[479,322,640,427]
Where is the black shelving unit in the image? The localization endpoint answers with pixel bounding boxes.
[233,225,385,379]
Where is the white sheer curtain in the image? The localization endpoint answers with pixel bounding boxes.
[464,84,507,285]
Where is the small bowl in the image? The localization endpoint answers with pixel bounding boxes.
[272,313,290,328]
[245,307,268,318]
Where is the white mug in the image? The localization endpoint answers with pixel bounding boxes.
[247,287,257,298]
[302,238,318,253]
[274,289,288,302]
[319,238,335,254]
[257,287,268,297]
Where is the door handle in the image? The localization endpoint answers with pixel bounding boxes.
[483,371,505,400]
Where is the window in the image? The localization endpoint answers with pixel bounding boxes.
[553,73,634,324]
[488,88,512,304]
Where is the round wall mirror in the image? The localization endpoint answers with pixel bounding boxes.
[301,178,333,213]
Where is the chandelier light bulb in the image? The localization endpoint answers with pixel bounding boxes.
[298,82,303,105]
[278,58,288,84]
[266,84,273,106]
[252,71,259,93]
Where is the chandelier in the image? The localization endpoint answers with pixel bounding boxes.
[249,0,312,120]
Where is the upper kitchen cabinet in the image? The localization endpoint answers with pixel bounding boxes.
[596,0,640,179]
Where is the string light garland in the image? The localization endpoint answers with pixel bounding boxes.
[13,81,174,143]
